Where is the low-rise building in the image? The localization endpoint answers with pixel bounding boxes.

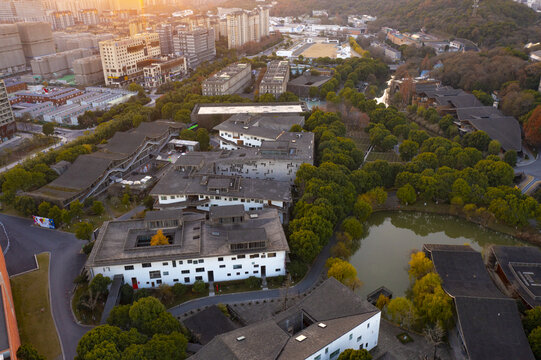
[191,277,381,360]
[11,101,54,118]
[11,87,83,106]
[287,71,332,98]
[370,41,401,61]
[143,57,187,88]
[259,60,289,98]
[214,113,304,149]
[42,103,91,125]
[30,121,183,206]
[202,63,252,96]
[86,206,289,288]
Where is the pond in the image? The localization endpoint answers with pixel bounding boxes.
[350,211,525,298]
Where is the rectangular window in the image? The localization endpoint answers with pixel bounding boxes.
[198,259,204,263]
[188,260,192,264]
[172,261,176,267]
[195,276,203,281]
[250,254,259,258]
[367,323,370,328]
[184,277,190,283]
[219,265,226,268]
[268,253,276,258]
[349,334,353,340]
[181,270,190,274]
[227,273,231,276]
[149,270,161,279]
[253,270,259,274]
[245,271,249,274]
[162,262,168,266]
[325,348,328,354]
[233,265,242,269]
[179,261,183,265]
[236,272,240,275]
[357,335,362,342]
[156,280,162,284]
[173,279,179,282]
[218,257,224,261]
[237,255,245,259]
[275,268,281,272]
[315,356,321,360]
[124,265,134,270]
[330,349,340,359]
[142,263,151,268]
[163,271,169,276]
[196,268,204,273]
[254,264,259,268]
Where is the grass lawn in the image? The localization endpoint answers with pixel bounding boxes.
[11,253,62,360]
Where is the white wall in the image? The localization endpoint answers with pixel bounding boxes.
[91,250,287,288]
[216,158,302,184]
[305,312,381,360]
[219,131,275,148]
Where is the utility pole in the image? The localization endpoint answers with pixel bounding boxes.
[472,0,480,17]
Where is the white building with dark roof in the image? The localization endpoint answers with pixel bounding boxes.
[86,206,289,288]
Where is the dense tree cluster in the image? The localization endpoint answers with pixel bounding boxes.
[77,296,187,360]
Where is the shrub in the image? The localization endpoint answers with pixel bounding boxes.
[119,283,134,304]
[172,283,187,297]
[245,276,262,289]
[193,280,206,293]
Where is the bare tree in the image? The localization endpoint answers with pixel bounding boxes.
[423,323,446,360]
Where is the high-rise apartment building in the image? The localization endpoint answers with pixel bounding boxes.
[50,11,75,30]
[0,24,26,75]
[78,8,99,25]
[225,6,270,49]
[156,23,173,56]
[0,0,46,23]
[99,33,161,87]
[173,27,216,69]
[16,22,55,60]
[0,80,16,141]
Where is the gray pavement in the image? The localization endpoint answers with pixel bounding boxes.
[0,214,89,360]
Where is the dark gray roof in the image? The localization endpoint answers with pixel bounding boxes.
[288,73,332,87]
[183,305,239,345]
[490,245,541,308]
[455,297,534,360]
[468,116,522,152]
[189,278,380,360]
[434,94,482,108]
[213,113,304,140]
[209,204,245,219]
[430,247,506,299]
[456,106,502,120]
[144,209,183,221]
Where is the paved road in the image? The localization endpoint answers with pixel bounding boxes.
[169,231,335,317]
[0,214,88,360]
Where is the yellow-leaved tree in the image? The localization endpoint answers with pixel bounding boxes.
[150,229,169,246]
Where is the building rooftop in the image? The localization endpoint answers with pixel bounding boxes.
[182,305,239,345]
[214,113,304,140]
[204,63,251,85]
[490,245,541,308]
[288,72,332,87]
[191,278,379,360]
[261,60,289,85]
[86,208,288,267]
[193,102,308,116]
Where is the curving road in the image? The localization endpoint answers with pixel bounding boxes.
[0,214,89,360]
[169,233,336,317]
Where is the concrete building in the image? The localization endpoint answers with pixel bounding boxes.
[73,55,104,85]
[202,63,251,96]
[287,71,332,98]
[0,24,26,76]
[31,121,184,206]
[192,277,381,360]
[0,0,46,23]
[50,10,75,30]
[370,41,401,62]
[173,27,216,69]
[191,102,309,127]
[143,57,187,88]
[42,102,91,125]
[156,23,173,56]
[0,80,16,141]
[16,22,55,60]
[86,206,289,288]
[30,48,92,79]
[11,100,54,118]
[99,33,161,87]
[54,32,114,52]
[78,8,99,25]
[11,87,83,106]
[259,60,289,98]
[225,6,269,49]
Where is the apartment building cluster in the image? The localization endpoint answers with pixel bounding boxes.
[173,27,216,69]
[202,62,252,96]
[223,6,270,49]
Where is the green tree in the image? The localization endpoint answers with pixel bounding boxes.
[141,332,187,360]
[462,131,491,151]
[278,91,299,102]
[309,86,320,99]
[399,140,419,161]
[37,201,51,217]
[17,344,46,360]
[173,109,191,123]
[504,150,517,167]
[488,140,501,155]
[143,195,154,210]
[326,257,362,290]
[244,276,262,289]
[179,129,196,141]
[337,349,372,360]
[70,200,84,219]
[42,122,54,136]
[523,307,541,334]
[341,217,363,239]
[172,283,186,297]
[127,82,145,96]
[79,274,112,313]
[121,193,131,207]
[107,304,131,330]
[528,326,541,359]
[289,229,321,263]
[48,205,62,227]
[473,90,493,106]
[290,124,303,132]
[196,128,210,151]
[397,184,417,205]
[14,196,36,216]
[129,297,166,335]
[192,280,206,293]
[75,222,94,240]
[258,93,276,102]
[92,200,105,215]
[412,273,453,327]
[353,197,372,222]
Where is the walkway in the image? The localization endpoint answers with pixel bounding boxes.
[169,232,336,317]
[0,214,88,360]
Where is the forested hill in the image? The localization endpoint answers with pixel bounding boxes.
[218,0,541,48]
